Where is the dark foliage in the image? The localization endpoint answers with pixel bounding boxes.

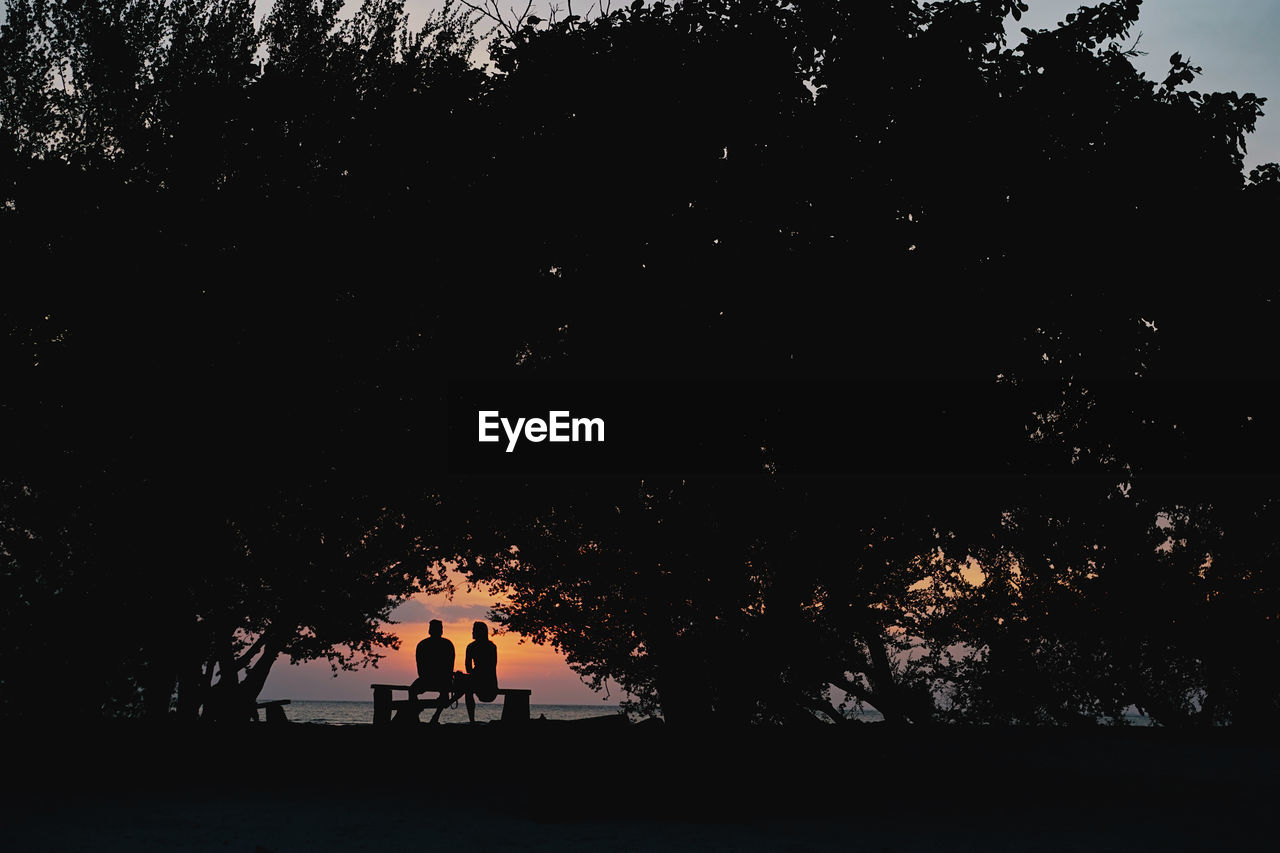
[2,0,1277,726]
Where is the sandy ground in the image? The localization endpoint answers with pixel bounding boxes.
[3,722,1276,851]
[5,789,1273,852]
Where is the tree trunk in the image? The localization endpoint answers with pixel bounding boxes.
[239,634,283,705]
[650,635,715,727]
[656,668,714,726]
[174,661,204,721]
[204,634,250,722]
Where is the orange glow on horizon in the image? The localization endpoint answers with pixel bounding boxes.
[262,570,612,705]
[379,576,576,690]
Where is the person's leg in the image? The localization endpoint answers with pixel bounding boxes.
[429,689,447,724]
[448,671,471,720]
[406,684,421,722]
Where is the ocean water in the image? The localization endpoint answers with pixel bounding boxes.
[277,701,1154,726]
[280,700,627,725]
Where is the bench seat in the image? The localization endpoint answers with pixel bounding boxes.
[370,684,531,724]
[254,699,291,723]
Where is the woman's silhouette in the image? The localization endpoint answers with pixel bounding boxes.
[463,621,498,722]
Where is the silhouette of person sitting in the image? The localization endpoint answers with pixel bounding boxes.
[447,621,498,723]
[410,619,454,724]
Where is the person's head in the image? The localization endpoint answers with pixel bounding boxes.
[472,621,488,640]
[428,619,443,637]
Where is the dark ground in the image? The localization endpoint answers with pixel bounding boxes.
[3,719,1276,851]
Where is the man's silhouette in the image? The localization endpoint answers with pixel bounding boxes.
[411,619,454,724]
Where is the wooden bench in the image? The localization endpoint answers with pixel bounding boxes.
[254,699,291,723]
[370,684,531,724]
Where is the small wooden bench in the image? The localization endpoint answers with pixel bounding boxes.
[370,684,531,724]
[254,699,291,723]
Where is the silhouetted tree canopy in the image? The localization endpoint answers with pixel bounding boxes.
[2,0,1278,725]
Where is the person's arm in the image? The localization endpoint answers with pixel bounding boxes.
[466,642,475,675]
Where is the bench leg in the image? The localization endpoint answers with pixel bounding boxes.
[374,686,392,725]
[392,699,422,724]
[501,692,530,723]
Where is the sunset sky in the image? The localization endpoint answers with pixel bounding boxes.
[261,570,617,705]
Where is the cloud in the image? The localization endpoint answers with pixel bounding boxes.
[388,599,493,624]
